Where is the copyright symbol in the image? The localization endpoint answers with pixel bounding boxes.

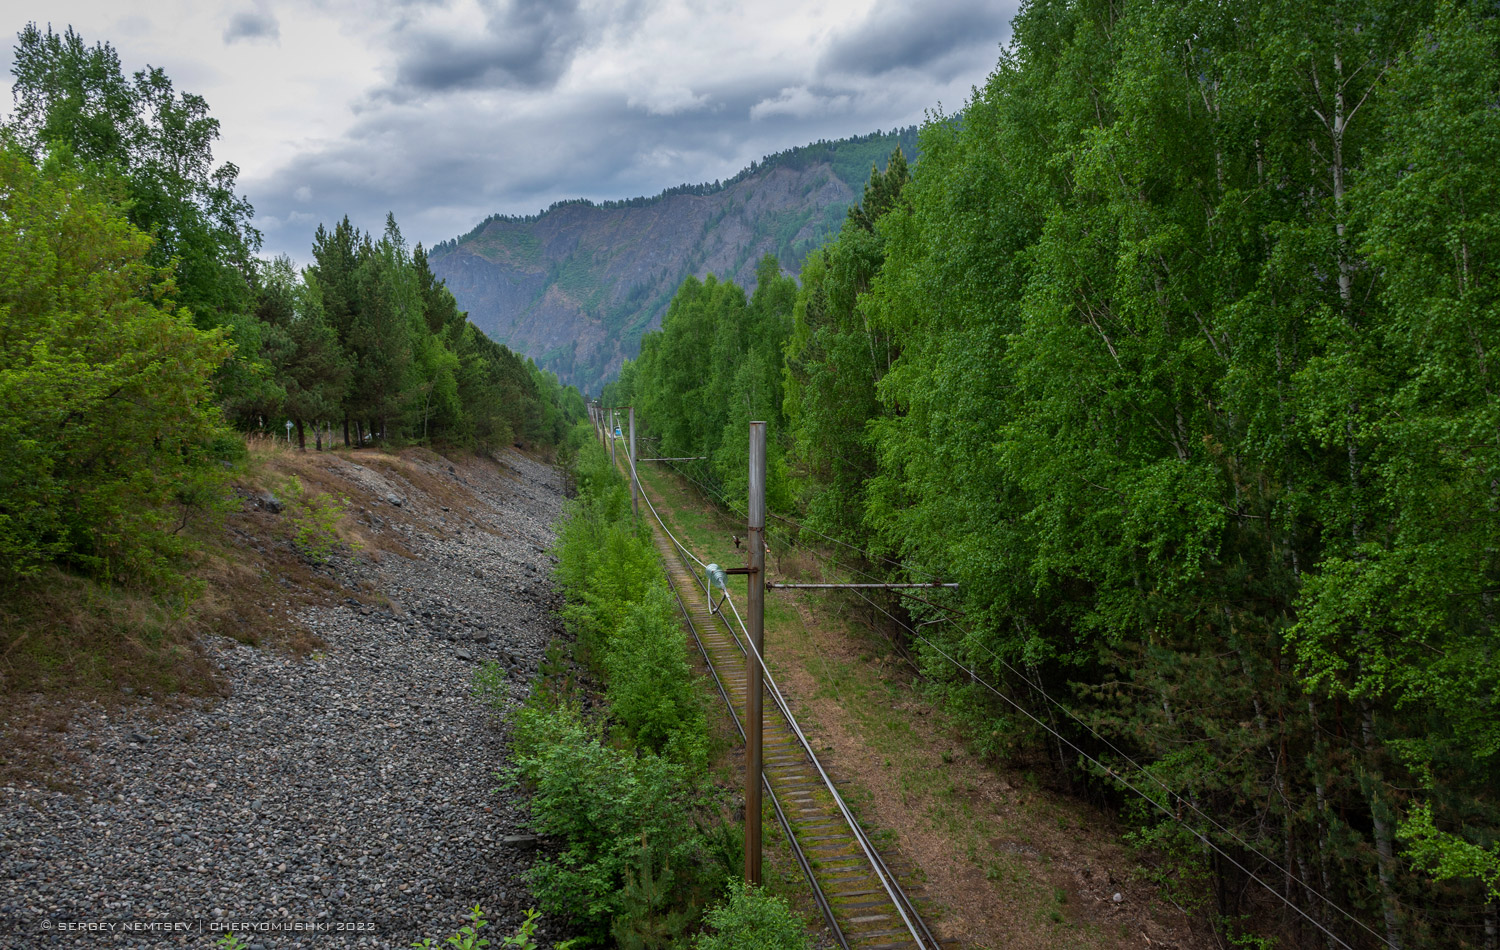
[41,919,53,930]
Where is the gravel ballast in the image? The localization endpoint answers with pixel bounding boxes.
[0,449,570,948]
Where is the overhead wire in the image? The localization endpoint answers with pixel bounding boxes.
[718,530,1371,950]
[786,535,1390,950]
[627,416,1389,950]
[660,440,1387,949]
[839,570,1392,949]
[658,457,930,674]
[779,534,1391,950]
[660,457,900,592]
[622,434,936,949]
[716,587,938,949]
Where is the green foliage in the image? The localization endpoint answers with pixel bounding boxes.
[782,151,908,549]
[0,144,232,586]
[513,435,760,944]
[692,884,811,950]
[631,1,1500,944]
[8,23,267,414]
[602,585,708,768]
[412,905,541,950]
[276,475,356,564]
[6,20,583,465]
[631,257,797,514]
[471,659,511,711]
[507,702,718,940]
[554,460,661,662]
[553,440,707,766]
[1399,803,1500,902]
[295,213,581,450]
[609,840,697,950]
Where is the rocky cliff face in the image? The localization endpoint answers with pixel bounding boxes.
[431,129,917,393]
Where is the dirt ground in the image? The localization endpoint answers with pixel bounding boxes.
[770,590,1206,950]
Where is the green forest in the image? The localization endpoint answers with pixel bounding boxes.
[609,2,1500,947]
[0,24,584,588]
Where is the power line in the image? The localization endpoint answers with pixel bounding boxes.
[629,414,1390,950]
[694,454,1389,948]
[767,510,944,583]
[625,439,936,949]
[658,457,908,594]
[827,576,1391,950]
[723,541,1371,950]
[661,452,945,586]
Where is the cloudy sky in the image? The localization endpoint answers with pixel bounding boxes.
[1,0,1017,262]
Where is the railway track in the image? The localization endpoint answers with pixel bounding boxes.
[636,468,947,950]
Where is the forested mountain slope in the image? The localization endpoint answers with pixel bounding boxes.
[429,129,917,392]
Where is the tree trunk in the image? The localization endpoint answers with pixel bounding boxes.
[315,421,323,452]
[343,415,351,448]
[1306,698,1339,950]
[1360,701,1403,950]
[423,386,433,442]
[295,419,306,452]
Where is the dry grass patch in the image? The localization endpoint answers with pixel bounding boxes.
[0,437,536,789]
[0,438,369,782]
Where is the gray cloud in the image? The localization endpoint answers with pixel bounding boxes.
[388,0,587,96]
[250,78,924,262]
[223,7,280,44]
[819,0,1008,79]
[239,0,1024,264]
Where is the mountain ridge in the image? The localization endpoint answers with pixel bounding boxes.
[429,127,918,393]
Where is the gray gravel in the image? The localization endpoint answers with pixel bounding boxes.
[0,449,572,948]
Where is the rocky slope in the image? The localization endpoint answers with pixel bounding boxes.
[430,128,918,393]
[0,447,574,948]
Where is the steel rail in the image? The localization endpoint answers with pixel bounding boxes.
[657,537,849,950]
[715,595,942,950]
[628,447,942,949]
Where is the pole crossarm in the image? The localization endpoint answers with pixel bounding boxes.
[767,581,958,590]
[639,456,709,461]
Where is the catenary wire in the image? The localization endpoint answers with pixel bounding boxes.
[629,414,1390,949]
[716,592,938,949]
[701,461,1391,950]
[624,441,936,948]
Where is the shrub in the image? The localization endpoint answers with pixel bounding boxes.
[471,658,510,710]
[603,584,708,767]
[693,884,811,950]
[412,905,541,950]
[277,475,357,563]
[507,702,720,939]
[520,432,783,945]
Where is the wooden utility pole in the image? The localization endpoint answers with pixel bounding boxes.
[628,407,639,519]
[609,409,617,467]
[746,420,766,885]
